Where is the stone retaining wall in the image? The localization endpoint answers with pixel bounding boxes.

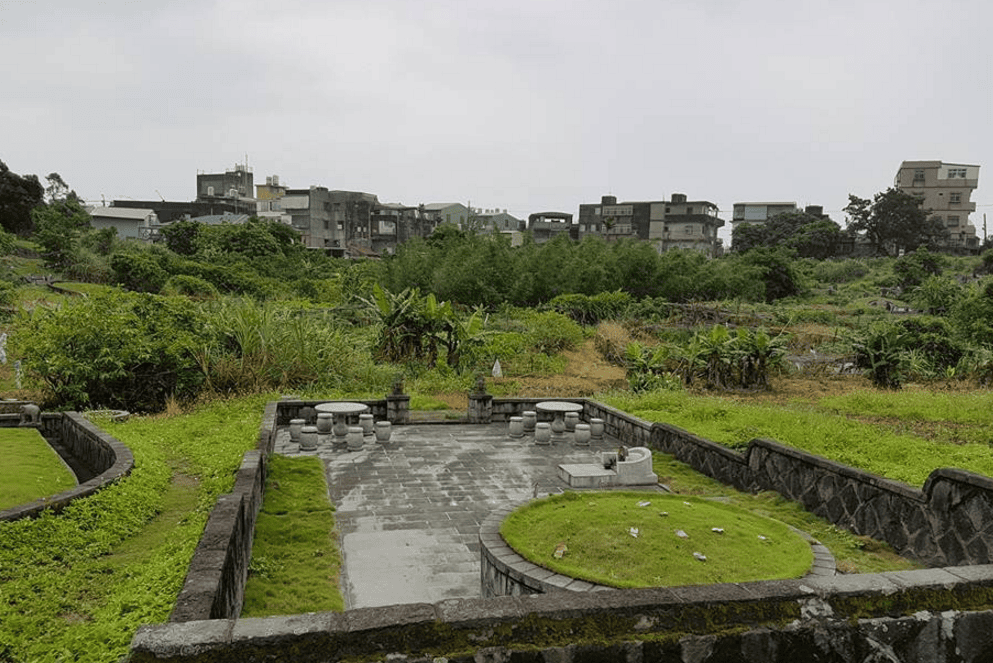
[0,412,134,522]
[169,401,277,622]
[131,564,993,662]
[274,398,398,426]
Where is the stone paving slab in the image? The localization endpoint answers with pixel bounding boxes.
[275,421,622,609]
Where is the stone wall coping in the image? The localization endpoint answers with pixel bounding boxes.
[0,411,134,522]
[131,564,993,661]
[747,436,924,501]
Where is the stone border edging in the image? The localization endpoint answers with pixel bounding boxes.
[130,563,993,662]
[480,499,835,598]
[0,412,134,522]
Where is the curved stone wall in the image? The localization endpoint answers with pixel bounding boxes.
[0,412,135,522]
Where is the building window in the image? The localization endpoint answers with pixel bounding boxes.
[948,168,967,178]
[686,206,694,215]
[685,225,693,234]
[207,186,215,196]
[948,216,960,227]
[913,169,925,182]
[950,192,962,204]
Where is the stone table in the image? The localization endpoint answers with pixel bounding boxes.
[315,401,370,446]
[535,401,583,442]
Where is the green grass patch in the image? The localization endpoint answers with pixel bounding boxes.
[0,394,267,663]
[602,390,993,486]
[651,453,919,574]
[500,491,812,588]
[242,455,343,616]
[819,389,993,425]
[54,282,119,296]
[0,428,77,509]
[409,394,454,411]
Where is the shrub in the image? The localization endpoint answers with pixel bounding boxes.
[910,276,963,315]
[11,291,206,411]
[852,321,906,389]
[893,247,943,289]
[161,274,219,299]
[522,310,584,354]
[546,290,632,325]
[808,258,871,284]
[949,279,993,347]
[110,251,168,293]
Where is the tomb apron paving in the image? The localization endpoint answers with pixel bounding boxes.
[276,422,624,609]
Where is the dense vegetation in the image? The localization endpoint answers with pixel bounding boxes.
[3,167,993,661]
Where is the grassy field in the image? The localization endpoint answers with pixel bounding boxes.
[0,428,76,509]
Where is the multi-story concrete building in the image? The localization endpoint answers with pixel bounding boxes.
[195,163,256,215]
[527,212,576,243]
[280,186,334,249]
[576,193,723,256]
[894,160,981,253]
[730,202,798,233]
[255,175,292,225]
[421,203,470,229]
[473,209,523,233]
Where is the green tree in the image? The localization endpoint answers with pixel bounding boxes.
[160,219,202,255]
[732,211,842,259]
[740,248,803,302]
[0,160,44,235]
[844,187,948,256]
[31,194,91,270]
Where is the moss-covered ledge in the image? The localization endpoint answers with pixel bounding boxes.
[129,565,993,662]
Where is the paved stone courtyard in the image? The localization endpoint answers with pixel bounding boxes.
[275,421,628,609]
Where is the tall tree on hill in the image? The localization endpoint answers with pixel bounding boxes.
[844,187,948,256]
[732,210,843,259]
[31,173,91,270]
[0,160,44,235]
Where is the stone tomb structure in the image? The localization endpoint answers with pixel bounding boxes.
[558,445,659,488]
[110,395,993,661]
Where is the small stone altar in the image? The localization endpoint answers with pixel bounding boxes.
[557,446,659,488]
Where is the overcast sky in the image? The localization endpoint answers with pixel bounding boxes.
[3,0,992,242]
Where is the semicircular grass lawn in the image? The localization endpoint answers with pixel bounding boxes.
[0,428,77,510]
[500,491,813,588]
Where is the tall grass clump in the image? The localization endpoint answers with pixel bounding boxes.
[196,299,378,396]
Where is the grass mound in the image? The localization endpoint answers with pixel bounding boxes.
[500,491,812,588]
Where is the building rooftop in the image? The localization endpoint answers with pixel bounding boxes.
[90,206,156,219]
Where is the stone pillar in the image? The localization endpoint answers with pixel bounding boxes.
[468,393,493,423]
[386,394,410,425]
[468,375,493,423]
